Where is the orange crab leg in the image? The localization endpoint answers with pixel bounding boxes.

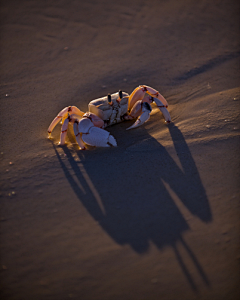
[73,121,86,150]
[128,85,169,112]
[48,106,84,137]
[142,85,169,108]
[59,117,70,145]
[128,86,146,111]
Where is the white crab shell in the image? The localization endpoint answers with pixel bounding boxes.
[88,91,129,126]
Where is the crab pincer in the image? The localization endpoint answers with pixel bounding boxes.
[73,118,117,149]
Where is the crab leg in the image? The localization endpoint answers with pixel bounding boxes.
[126,102,152,130]
[59,117,70,145]
[143,85,169,108]
[153,97,171,123]
[48,106,84,137]
[73,121,86,150]
[128,85,169,111]
[128,87,146,111]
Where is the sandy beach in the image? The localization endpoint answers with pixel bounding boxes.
[0,0,239,299]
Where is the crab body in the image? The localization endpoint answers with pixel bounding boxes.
[88,91,129,126]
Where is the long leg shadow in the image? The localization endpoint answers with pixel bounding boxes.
[165,123,212,222]
[51,122,212,292]
[52,144,105,221]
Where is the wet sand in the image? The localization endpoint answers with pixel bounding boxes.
[0,0,239,299]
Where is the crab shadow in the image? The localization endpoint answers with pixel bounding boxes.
[53,122,212,292]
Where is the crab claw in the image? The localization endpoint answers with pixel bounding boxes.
[82,127,117,147]
[126,102,151,130]
[153,98,171,123]
[78,118,117,148]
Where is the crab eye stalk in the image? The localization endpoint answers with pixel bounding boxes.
[108,93,112,105]
[116,90,123,103]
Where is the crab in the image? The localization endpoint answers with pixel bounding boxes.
[47,85,171,150]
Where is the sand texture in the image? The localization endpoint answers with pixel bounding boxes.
[0,0,239,299]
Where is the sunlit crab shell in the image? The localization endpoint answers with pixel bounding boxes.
[88,91,129,126]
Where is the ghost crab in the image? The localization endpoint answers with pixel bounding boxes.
[47,85,171,150]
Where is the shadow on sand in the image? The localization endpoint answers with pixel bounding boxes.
[52,122,212,292]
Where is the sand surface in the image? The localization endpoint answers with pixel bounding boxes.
[0,0,239,299]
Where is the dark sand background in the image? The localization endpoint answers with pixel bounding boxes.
[0,0,240,299]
